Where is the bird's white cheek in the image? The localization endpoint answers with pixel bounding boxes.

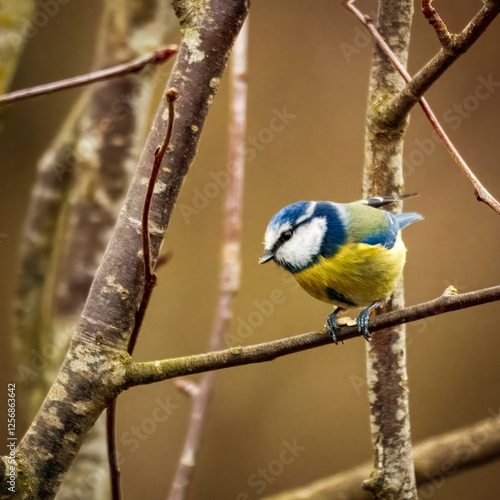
[276,218,327,270]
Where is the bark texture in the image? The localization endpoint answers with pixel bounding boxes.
[362,1,417,498]
[5,1,248,497]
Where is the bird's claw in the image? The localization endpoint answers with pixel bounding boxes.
[326,310,341,345]
[356,312,371,341]
[356,301,382,341]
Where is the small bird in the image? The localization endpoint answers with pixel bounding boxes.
[260,195,422,343]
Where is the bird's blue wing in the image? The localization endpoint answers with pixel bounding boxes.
[361,215,398,249]
[362,212,422,249]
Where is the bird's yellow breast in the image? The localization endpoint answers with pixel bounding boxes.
[294,236,406,307]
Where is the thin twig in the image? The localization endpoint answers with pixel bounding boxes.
[421,0,454,49]
[343,0,500,215]
[108,89,178,500]
[142,90,178,285]
[385,0,500,120]
[106,400,121,500]
[0,46,177,106]
[166,18,249,500]
[175,380,200,397]
[129,89,178,354]
[124,285,500,388]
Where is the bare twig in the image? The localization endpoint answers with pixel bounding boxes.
[128,89,177,356]
[175,380,200,397]
[343,0,500,215]
[0,46,177,106]
[124,285,500,388]
[385,0,500,121]
[421,0,454,48]
[262,414,500,500]
[106,400,121,500]
[167,18,249,500]
[107,89,178,500]
[142,90,178,286]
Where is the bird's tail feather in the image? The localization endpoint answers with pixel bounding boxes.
[359,193,419,208]
[394,212,424,230]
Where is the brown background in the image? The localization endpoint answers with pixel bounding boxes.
[1,0,500,498]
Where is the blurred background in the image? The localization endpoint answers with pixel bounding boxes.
[1,0,500,498]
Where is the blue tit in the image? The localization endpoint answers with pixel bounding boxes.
[260,195,423,343]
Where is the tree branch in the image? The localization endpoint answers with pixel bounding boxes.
[360,1,417,497]
[384,0,500,124]
[344,0,500,215]
[123,285,500,388]
[7,1,249,497]
[0,46,177,106]
[421,0,453,48]
[261,414,500,500]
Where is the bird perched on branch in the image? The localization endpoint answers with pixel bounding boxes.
[260,195,422,343]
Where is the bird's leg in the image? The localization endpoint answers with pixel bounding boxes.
[356,301,382,341]
[326,307,344,345]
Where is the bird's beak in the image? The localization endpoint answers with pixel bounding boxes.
[259,249,274,264]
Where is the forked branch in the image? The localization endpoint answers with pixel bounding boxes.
[343,0,500,215]
[387,0,500,121]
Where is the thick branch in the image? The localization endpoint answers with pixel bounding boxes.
[262,414,500,500]
[9,2,249,498]
[124,285,500,388]
[362,1,416,498]
[73,0,248,353]
[385,0,500,123]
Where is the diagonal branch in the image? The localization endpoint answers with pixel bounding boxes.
[384,0,500,123]
[261,414,500,500]
[344,0,500,215]
[123,285,500,388]
[9,2,249,498]
[0,47,177,106]
[107,89,178,500]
